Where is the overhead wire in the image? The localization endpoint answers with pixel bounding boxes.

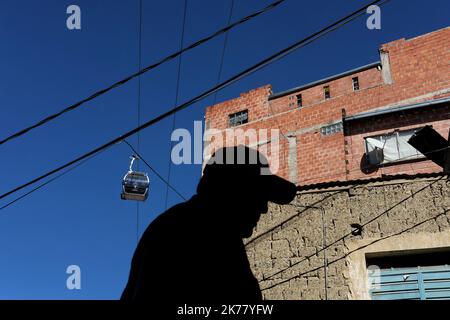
[247,145,450,244]
[0,138,187,211]
[136,0,143,243]
[261,206,450,291]
[212,0,235,106]
[0,0,286,147]
[123,140,187,201]
[164,0,188,210]
[2,0,442,294]
[0,146,113,211]
[260,175,446,283]
[0,0,390,202]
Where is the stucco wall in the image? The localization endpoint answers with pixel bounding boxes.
[245,176,450,300]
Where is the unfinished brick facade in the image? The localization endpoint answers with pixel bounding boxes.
[204,27,450,185]
[203,27,450,300]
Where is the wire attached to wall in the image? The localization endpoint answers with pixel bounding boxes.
[262,206,450,292]
[259,175,446,286]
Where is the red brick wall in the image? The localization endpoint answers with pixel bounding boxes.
[269,67,383,115]
[297,130,347,184]
[205,85,272,130]
[204,27,450,186]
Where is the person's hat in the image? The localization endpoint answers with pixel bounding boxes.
[199,145,296,204]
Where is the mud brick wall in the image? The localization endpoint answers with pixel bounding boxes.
[245,176,450,300]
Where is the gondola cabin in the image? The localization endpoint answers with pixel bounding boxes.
[121,171,150,201]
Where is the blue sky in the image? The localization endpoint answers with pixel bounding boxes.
[0,0,448,299]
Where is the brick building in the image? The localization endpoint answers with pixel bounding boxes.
[204,27,450,300]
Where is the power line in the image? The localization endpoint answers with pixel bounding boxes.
[212,0,235,105]
[0,147,112,211]
[0,140,186,212]
[246,153,443,249]
[123,140,186,201]
[165,0,188,210]
[136,0,143,161]
[260,175,446,282]
[0,0,389,202]
[245,193,341,247]
[0,0,285,147]
[261,207,450,292]
[136,0,144,243]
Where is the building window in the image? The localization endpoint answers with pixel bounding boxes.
[352,77,360,91]
[296,94,303,108]
[228,109,248,127]
[365,128,425,165]
[367,250,450,300]
[324,86,331,100]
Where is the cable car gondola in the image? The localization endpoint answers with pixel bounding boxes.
[121,155,150,201]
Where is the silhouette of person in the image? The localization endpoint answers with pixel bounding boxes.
[121,145,296,302]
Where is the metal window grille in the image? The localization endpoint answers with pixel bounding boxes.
[352,77,360,91]
[228,110,248,127]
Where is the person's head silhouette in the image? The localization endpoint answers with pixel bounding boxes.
[196,145,297,238]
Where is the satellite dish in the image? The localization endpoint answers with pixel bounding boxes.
[367,147,384,165]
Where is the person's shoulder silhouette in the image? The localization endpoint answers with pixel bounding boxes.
[121,145,296,302]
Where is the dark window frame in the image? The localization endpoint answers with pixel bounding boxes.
[228,109,249,127]
[324,86,331,100]
[296,94,303,108]
[352,77,360,91]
